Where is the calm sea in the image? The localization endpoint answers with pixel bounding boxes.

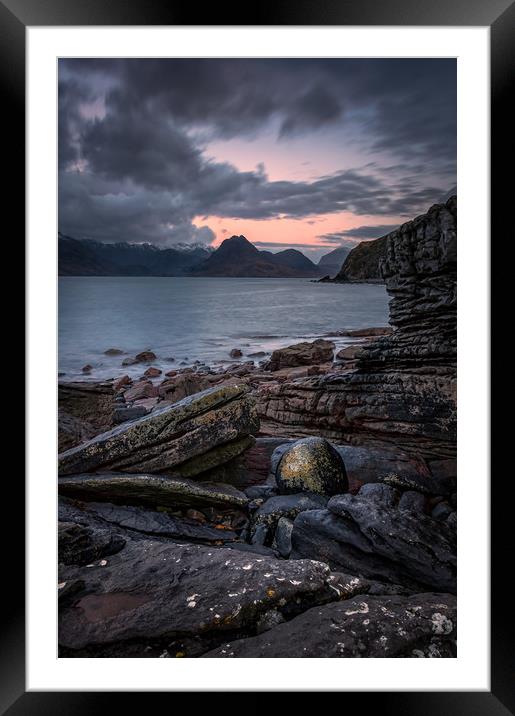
[58,277,390,380]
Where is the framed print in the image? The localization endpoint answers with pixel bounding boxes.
[2,0,509,710]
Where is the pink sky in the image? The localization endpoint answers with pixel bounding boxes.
[194,211,406,255]
[197,131,409,257]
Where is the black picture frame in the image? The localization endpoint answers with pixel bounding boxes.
[3,0,508,711]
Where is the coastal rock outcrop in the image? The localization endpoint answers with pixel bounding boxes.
[58,384,259,478]
[202,592,457,658]
[333,234,388,282]
[58,473,249,511]
[244,437,432,493]
[290,483,456,593]
[157,372,212,404]
[58,538,339,651]
[264,339,335,371]
[258,197,457,489]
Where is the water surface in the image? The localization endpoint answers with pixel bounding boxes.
[58,277,390,380]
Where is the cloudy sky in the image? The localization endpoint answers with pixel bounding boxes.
[58,58,456,260]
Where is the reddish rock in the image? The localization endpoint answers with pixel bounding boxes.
[124,380,159,402]
[133,397,159,411]
[144,367,162,378]
[165,370,178,377]
[159,373,211,404]
[186,509,207,523]
[229,348,243,358]
[113,375,131,391]
[135,350,157,363]
[338,327,393,338]
[264,339,335,372]
[335,345,364,361]
[58,381,115,448]
[104,348,124,356]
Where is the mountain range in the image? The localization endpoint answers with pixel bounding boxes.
[189,235,322,277]
[58,233,213,277]
[59,233,329,278]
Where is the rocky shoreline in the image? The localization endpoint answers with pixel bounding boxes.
[58,197,457,658]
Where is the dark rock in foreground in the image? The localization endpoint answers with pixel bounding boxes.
[58,384,258,478]
[58,521,126,566]
[250,493,327,546]
[58,538,338,650]
[291,486,456,593]
[73,502,239,544]
[202,592,456,657]
[275,436,348,496]
[58,473,249,511]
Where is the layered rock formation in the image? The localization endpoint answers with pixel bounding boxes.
[258,197,457,490]
[58,473,250,510]
[264,339,335,371]
[59,384,258,478]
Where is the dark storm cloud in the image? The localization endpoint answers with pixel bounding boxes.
[60,58,455,150]
[58,58,456,245]
[319,224,401,244]
[59,59,348,143]
[58,78,95,169]
[58,171,217,245]
[208,170,447,220]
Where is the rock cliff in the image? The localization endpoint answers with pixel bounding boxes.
[332,234,388,282]
[258,197,457,488]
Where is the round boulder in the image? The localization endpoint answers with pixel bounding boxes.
[275,437,348,496]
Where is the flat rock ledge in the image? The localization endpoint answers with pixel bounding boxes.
[58,473,249,511]
[58,384,259,478]
[59,538,340,651]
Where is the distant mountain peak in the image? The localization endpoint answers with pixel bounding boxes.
[191,236,323,278]
[217,235,259,252]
